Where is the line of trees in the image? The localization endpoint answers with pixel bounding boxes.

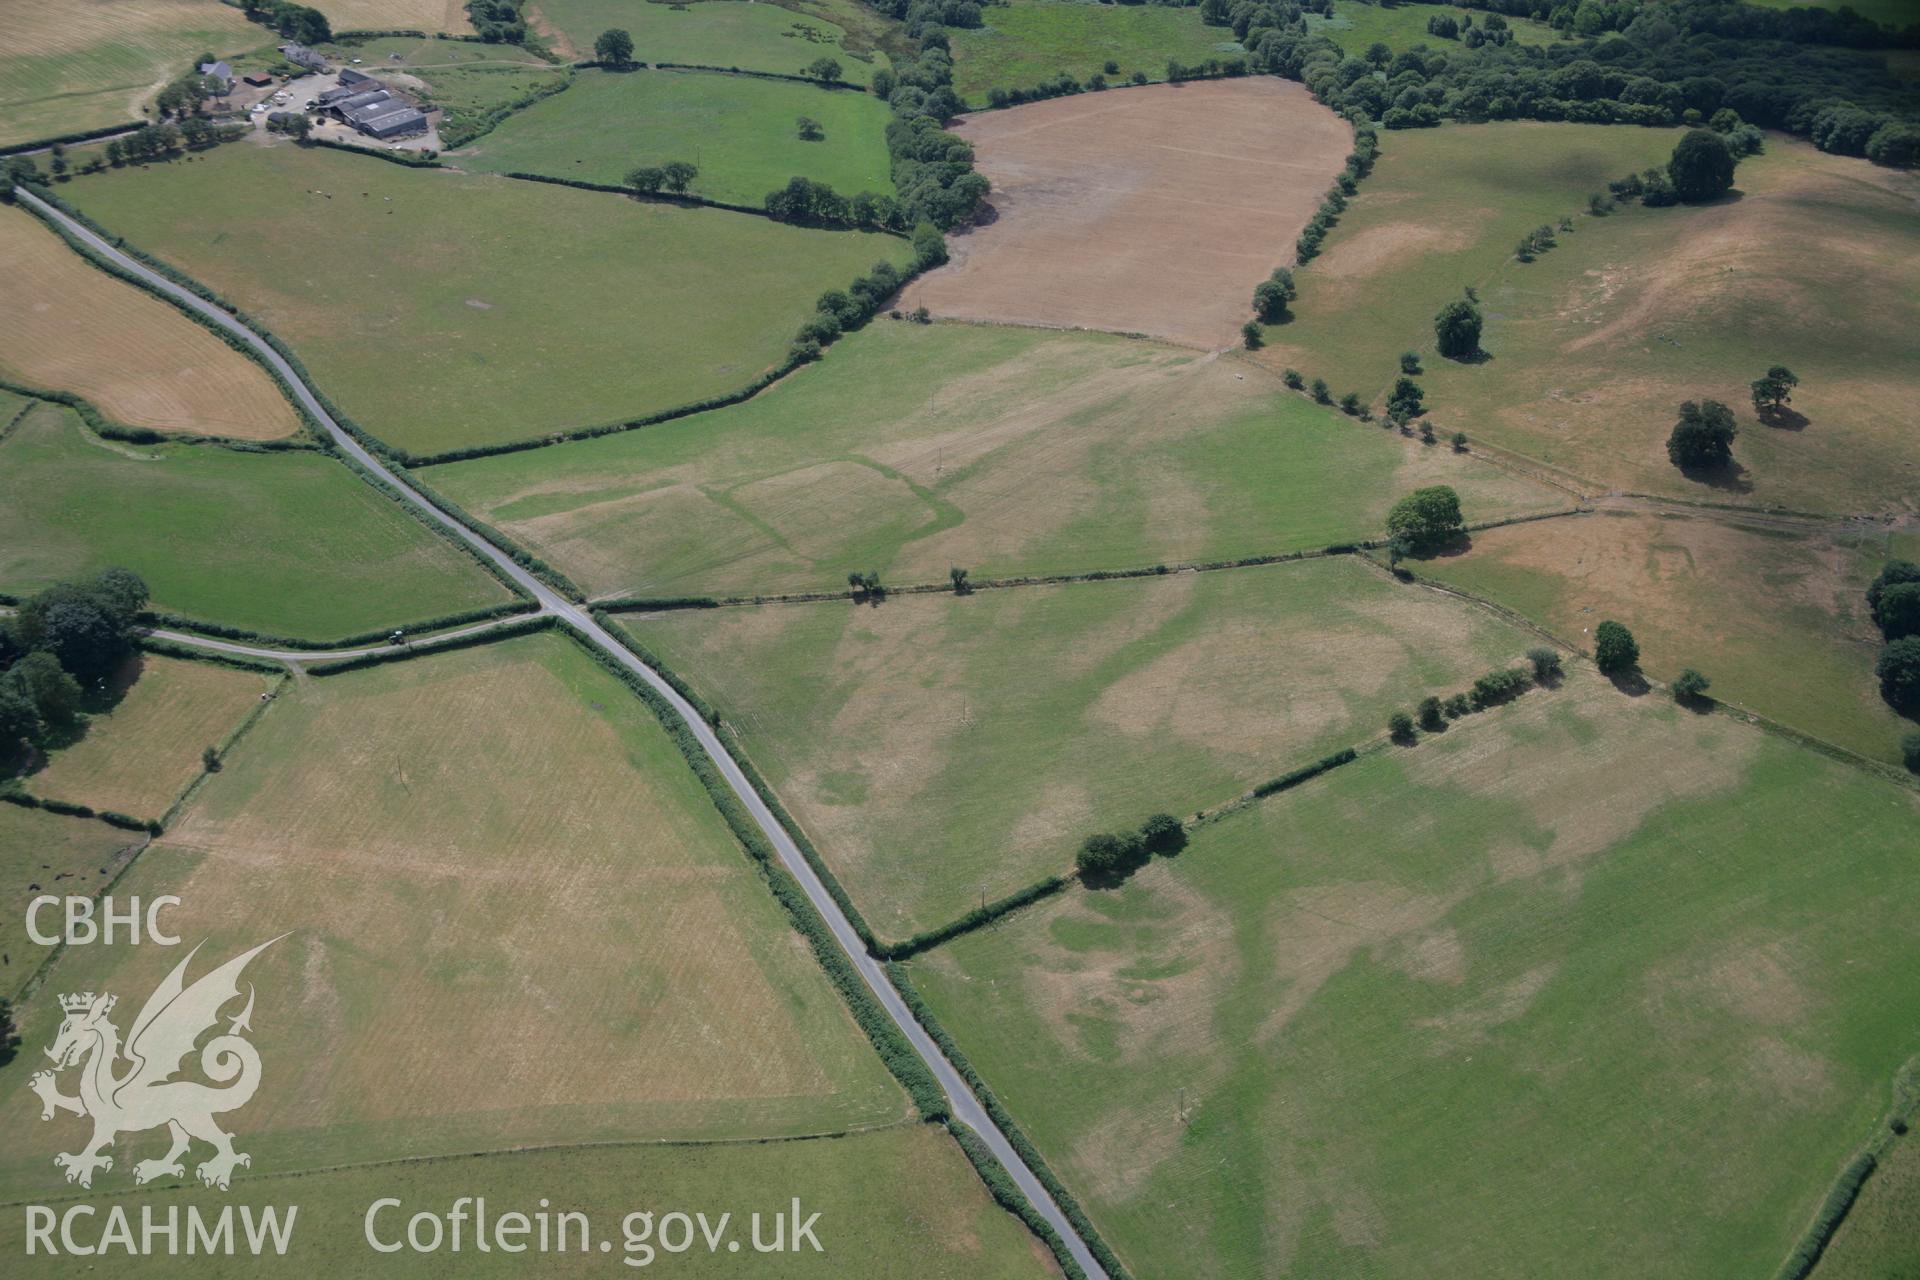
[1869,563,1920,741]
[0,571,149,760]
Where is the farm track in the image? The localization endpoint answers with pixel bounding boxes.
[16,185,1109,1280]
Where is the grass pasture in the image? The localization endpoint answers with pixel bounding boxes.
[622,555,1543,938]
[61,142,912,456]
[0,0,261,147]
[0,633,911,1201]
[1419,509,1920,765]
[0,805,142,999]
[23,654,275,821]
[1251,120,1679,409]
[904,679,1920,1278]
[1306,0,1559,54]
[0,206,301,441]
[948,0,1240,104]
[0,1126,1057,1277]
[427,322,1565,602]
[530,0,890,83]
[0,402,512,638]
[460,67,895,206]
[1417,140,1920,514]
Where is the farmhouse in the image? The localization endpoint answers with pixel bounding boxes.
[279,43,327,72]
[199,60,234,92]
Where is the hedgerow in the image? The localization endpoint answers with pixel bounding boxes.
[944,1121,1089,1280]
[878,876,1070,959]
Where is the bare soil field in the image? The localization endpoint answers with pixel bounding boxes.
[0,206,301,440]
[24,653,275,821]
[900,79,1350,348]
[0,634,907,1198]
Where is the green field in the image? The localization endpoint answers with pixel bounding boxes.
[426,322,1566,601]
[949,0,1241,103]
[25,653,275,820]
[0,1126,1055,1277]
[1253,120,1679,404]
[1415,140,1920,514]
[0,0,263,147]
[622,555,1542,938]
[1305,0,1558,54]
[904,679,1920,1278]
[0,633,911,1198]
[0,403,512,637]
[532,0,891,84]
[0,804,141,998]
[319,35,571,147]
[461,67,894,206]
[1420,510,1920,765]
[61,142,912,456]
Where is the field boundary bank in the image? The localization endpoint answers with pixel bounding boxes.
[154,670,290,831]
[1783,1055,1920,1280]
[1377,557,1920,789]
[596,511,1588,613]
[0,1118,931,1212]
[575,58,871,93]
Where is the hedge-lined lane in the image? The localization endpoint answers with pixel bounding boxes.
[13,185,1108,1280]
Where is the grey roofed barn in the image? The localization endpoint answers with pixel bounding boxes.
[356,107,428,139]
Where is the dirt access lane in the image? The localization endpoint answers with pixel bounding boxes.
[902,77,1351,349]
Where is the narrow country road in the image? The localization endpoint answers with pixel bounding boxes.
[18,187,1109,1280]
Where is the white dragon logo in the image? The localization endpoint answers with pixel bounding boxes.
[29,937,283,1191]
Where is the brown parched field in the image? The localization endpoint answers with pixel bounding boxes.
[0,207,302,439]
[900,78,1350,348]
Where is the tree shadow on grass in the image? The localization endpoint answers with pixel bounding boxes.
[1679,459,1754,495]
[1445,348,1494,366]
[1757,405,1809,431]
[1417,531,1475,560]
[1677,693,1716,715]
[1607,668,1652,697]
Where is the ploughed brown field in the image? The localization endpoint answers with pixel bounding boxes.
[901,78,1350,347]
